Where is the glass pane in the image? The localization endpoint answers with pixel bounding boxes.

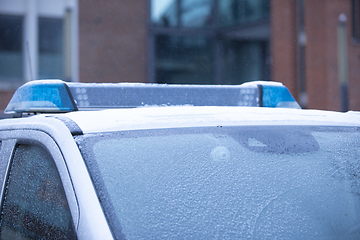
[0,145,75,239]
[38,18,64,79]
[219,0,270,26]
[0,15,23,81]
[77,126,360,239]
[151,0,178,27]
[222,40,266,84]
[180,0,214,28]
[155,35,213,84]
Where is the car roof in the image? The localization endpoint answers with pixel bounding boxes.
[2,79,359,134]
[34,106,360,133]
[1,106,359,135]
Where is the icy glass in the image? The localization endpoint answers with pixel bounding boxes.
[155,35,213,84]
[218,0,270,26]
[77,126,360,239]
[0,145,75,239]
[68,83,259,108]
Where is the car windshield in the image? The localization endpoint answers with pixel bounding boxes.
[75,126,360,240]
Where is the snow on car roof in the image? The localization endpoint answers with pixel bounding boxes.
[61,106,360,134]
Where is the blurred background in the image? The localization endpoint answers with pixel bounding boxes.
[0,0,359,115]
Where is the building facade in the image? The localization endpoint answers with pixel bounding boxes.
[272,0,360,110]
[0,0,360,112]
[0,0,78,112]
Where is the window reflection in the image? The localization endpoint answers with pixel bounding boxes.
[152,0,177,27]
[180,0,214,28]
[150,0,270,84]
[152,0,214,28]
[222,40,267,84]
[156,35,213,84]
[219,0,270,26]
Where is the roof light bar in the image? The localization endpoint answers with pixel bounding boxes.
[5,80,77,114]
[5,80,300,115]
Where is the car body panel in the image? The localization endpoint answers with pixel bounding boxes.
[0,105,359,239]
[0,118,113,240]
[62,106,360,134]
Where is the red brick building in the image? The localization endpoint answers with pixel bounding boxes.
[272,0,360,111]
[1,0,360,113]
[79,0,148,84]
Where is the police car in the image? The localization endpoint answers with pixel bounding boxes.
[0,80,359,239]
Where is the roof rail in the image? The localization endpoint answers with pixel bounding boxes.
[5,80,300,115]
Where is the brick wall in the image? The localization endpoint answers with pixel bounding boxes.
[271,0,298,99]
[79,0,148,83]
[271,0,360,111]
[0,91,14,113]
[305,0,341,110]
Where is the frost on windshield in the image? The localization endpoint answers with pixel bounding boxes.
[77,127,360,239]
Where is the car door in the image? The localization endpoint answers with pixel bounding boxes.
[0,129,79,239]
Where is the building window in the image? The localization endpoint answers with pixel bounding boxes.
[180,0,214,28]
[0,1,78,87]
[151,0,214,28]
[218,0,269,26]
[152,0,177,27]
[150,0,270,85]
[353,0,360,41]
[38,18,64,79]
[222,40,268,84]
[156,35,213,84]
[0,15,23,82]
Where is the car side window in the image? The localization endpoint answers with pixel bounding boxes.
[0,144,76,239]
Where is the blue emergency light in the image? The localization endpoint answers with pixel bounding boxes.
[5,80,77,114]
[4,80,300,115]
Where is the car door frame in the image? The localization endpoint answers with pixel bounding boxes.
[0,129,80,231]
[0,116,115,240]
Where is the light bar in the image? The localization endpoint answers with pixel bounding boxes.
[5,80,300,114]
[5,80,77,114]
